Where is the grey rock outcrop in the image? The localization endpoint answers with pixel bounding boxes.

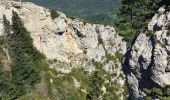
[0,1,127,99]
[124,7,170,99]
[0,0,126,85]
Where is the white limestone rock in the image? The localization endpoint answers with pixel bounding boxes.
[125,7,170,99]
[0,1,126,75]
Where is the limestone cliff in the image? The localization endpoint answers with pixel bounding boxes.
[0,1,126,72]
[123,7,170,99]
[0,1,127,99]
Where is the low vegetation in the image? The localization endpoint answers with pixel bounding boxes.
[50,9,59,20]
[143,86,170,99]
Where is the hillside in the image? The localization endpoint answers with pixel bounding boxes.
[1,0,170,100]
[23,0,121,25]
[0,1,127,99]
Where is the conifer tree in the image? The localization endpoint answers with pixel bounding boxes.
[161,0,170,10]
[117,0,160,46]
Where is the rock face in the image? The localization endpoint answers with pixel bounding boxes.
[2,1,170,99]
[124,7,170,99]
[0,1,127,99]
[0,0,126,82]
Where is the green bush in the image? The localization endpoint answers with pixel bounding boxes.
[50,9,59,20]
[146,31,154,37]
[115,51,123,62]
[66,15,76,20]
[46,68,87,100]
[143,86,170,99]
[87,71,104,100]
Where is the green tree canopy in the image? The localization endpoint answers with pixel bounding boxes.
[116,0,160,46]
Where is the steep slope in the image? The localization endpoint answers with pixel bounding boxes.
[0,1,127,99]
[123,7,170,99]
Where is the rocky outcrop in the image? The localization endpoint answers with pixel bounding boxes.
[3,1,170,99]
[0,1,127,99]
[124,7,170,99]
[0,0,126,85]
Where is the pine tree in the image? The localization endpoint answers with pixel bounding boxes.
[116,0,160,46]
[161,0,170,10]
[3,15,10,36]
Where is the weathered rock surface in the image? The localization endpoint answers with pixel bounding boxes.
[0,0,126,82]
[0,1,128,99]
[0,1,129,99]
[124,7,170,99]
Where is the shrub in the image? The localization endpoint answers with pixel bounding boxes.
[87,71,104,99]
[166,22,170,30]
[115,51,123,62]
[66,15,76,20]
[146,31,154,37]
[50,9,59,20]
[143,86,170,99]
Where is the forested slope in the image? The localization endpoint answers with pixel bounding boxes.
[23,0,121,25]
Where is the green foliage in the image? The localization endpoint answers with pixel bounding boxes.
[91,58,126,100]
[161,0,170,7]
[143,86,170,99]
[115,51,123,62]
[87,13,119,26]
[146,30,154,37]
[66,14,76,20]
[87,71,104,100]
[103,82,121,100]
[3,15,10,36]
[116,23,136,47]
[122,84,128,99]
[46,68,87,100]
[50,9,59,20]
[0,11,45,99]
[70,68,90,89]
[17,93,49,100]
[24,0,121,25]
[116,0,160,47]
[103,92,120,100]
